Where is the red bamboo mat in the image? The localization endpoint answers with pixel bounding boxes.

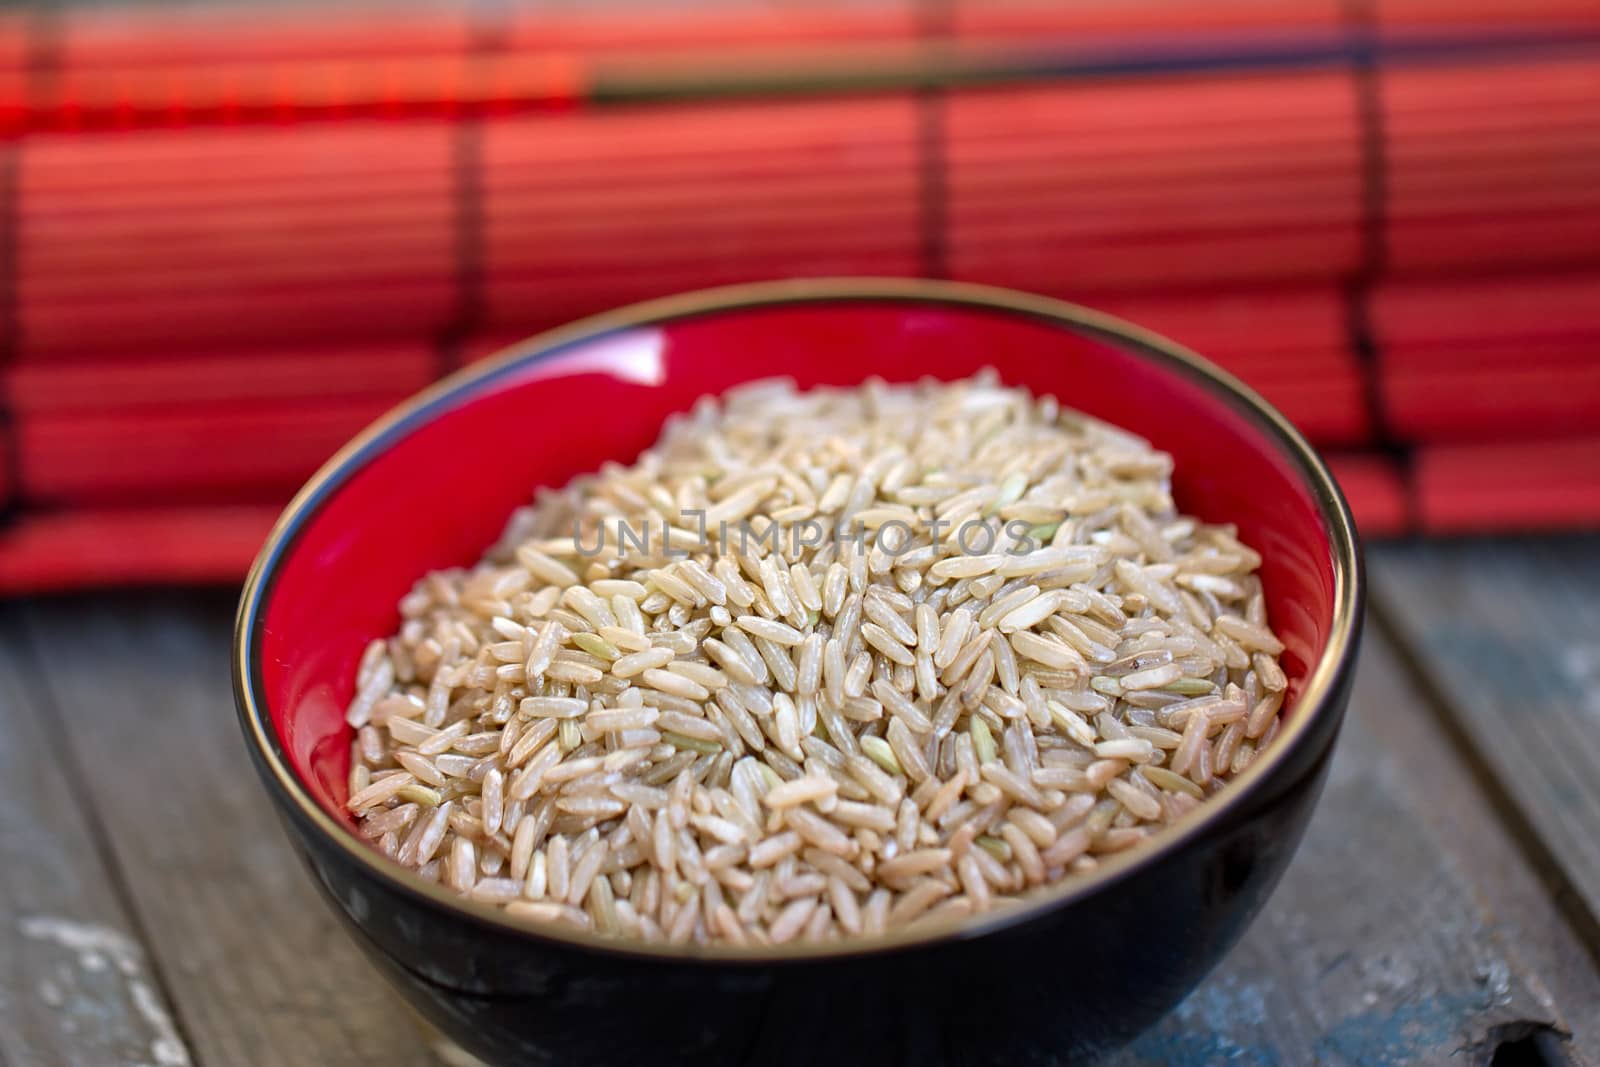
[1416,437,1600,534]
[0,0,1597,592]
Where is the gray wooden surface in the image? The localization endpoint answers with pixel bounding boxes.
[2,539,1598,1066]
[0,620,192,1067]
[4,597,436,1067]
[1374,541,1600,946]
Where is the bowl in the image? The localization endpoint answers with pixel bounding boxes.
[234,278,1363,1065]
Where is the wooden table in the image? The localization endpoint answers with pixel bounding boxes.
[3,538,1597,1066]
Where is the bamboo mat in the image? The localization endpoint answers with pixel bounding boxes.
[1,0,1598,590]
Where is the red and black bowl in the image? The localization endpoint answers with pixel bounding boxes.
[234,279,1363,1065]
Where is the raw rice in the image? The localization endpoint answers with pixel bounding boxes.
[345,373,1288,945]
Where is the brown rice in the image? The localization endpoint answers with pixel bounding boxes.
[345,372,1287,945]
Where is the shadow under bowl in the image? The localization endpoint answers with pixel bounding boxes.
[235,279,1363,1066]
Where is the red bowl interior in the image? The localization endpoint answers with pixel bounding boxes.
[249,290,1344,823]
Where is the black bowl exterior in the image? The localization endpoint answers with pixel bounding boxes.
[236,279,1365,1066]
[251,657,1352,1066]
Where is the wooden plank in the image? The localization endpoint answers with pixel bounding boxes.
[15,592,1595,1065]
[1114,626,1579,1066]
[17,593,438,1067]
[0,605,196,1067]
[1352,618,1600,1060]
[1373,539,1600,936]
